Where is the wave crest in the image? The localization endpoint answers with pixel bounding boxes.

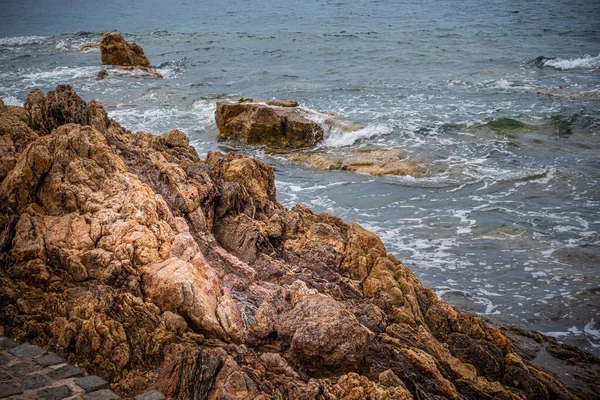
[538,53,600,70]
[0,36,48,46]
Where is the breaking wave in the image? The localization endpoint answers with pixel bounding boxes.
[537,53,600,70]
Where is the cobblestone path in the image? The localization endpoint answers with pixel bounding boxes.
[0,337,165,400]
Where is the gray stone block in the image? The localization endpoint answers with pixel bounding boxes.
[8,343,46,360]
[0,337,18,349]
[0,382,23,397]
[75,375,110,393]
[134,390,165,400]
[21,372,51,390]
[38,384,73,400]
[48,364,85,380]
[8,361,38,377]
[0,353,10,366]
[83,389,121,400]
[34,353,65,367]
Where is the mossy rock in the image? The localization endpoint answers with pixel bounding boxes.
[487,118,527,130]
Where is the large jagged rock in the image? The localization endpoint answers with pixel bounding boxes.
[1,86,599,400]
[100,32,151,68]
[215,101,324,149]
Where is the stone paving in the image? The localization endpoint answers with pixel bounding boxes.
[0,337,165,400]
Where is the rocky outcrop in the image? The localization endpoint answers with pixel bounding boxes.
[100,32,150,68]
[287,148,429,177]
[99,32,162,78]
[215,100,324,149]
[1,85,599,400]
[215,100,429,177]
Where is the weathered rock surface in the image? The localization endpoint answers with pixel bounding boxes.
[215,100,429,177]
[215,100,324,149]
[287,148,429,177]
[100,32,151,68]
[1,85,599,400]
[99,32,162,78]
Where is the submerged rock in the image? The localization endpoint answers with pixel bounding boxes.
[487,117,527,130]
[0,85,598,399]
[287,148,429,177]
[79,42,99,52]
[215,100,324,149]
[97,69,108,80]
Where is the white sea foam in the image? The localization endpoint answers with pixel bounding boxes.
[20,66,98,88]
[321,123,393,148]
[543,53,600,70]
[584,319,600,340]
[155,59,187,78]
[109,99,217,135]
[1,95,22,106]
[0,35,47,46]
[192,100,217,125]
[55,39,69,51]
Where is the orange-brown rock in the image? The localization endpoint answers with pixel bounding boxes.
[287,148,429,177]
[100,32,151,67]
[266,99,299,107]
[99,32,162,78]
[0,85,598,400]
[79,42,99,52]
[215,101,324,149]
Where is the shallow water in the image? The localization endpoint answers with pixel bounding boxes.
[1,0,600,354]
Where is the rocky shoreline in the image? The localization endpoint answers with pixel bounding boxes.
[0,85,599,399]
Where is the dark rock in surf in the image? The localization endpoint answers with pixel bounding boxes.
[97,69,108,80]
[487,117,527,130]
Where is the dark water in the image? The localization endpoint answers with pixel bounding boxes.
[1,0,600,354]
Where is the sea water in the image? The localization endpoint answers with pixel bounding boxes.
[1,0,599,354]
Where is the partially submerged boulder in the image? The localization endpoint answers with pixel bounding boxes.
[215,101,324,149]
[99,32,162,78]
[287,148,429,177]
[100,32,150,67]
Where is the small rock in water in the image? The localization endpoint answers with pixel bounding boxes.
[79,42,99,51]
[97,69,108,80]
[287,148,429,177]
[266,99,299,107]
[215,100,324,149]
[486,117,527,130]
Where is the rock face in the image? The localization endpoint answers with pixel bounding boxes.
[1,85,599,400]
[100,32,151,68]
[215,101,324,149]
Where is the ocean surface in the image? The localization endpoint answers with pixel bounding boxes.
[1,0,600,354]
